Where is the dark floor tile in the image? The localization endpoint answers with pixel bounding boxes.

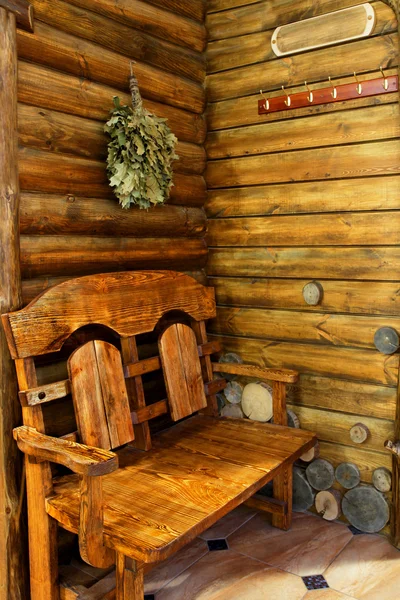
[302,575,329,590]
[348,525,364,536]
[207,539,229,551]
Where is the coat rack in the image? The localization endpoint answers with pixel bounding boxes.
[258,70,398,115]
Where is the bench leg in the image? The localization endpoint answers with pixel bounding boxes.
[116,553,144,600]
[272,465,293,530]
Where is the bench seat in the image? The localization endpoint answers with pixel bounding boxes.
[46,415,316,564]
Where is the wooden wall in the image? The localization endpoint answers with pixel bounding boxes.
[205,0,399,529]
[17,0,208,304]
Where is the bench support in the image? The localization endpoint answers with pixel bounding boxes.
[116,554,144,600]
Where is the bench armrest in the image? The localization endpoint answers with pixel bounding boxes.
[13,426,118,476]
[211,362,299,383]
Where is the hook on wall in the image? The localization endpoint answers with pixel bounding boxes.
[305,81,313,103]
[259,89,269,110]
[328,76,337,99]
[380,66,389,91]
[354,71,362,95]
[282,85,291,107]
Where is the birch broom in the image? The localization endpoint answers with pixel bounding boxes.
[105,68,178,209]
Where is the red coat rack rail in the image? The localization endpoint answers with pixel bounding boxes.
[258,74,398,115]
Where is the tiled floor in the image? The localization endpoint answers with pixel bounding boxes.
[142,509,400,599]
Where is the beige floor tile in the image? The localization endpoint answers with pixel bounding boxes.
[199,505,256,540]
[156,549,306,600]
[324,533,400,600]
[303,590,355,599]
[229,512,352,576]
[145,538,208,594]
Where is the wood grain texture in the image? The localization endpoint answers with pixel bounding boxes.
[205,175,400,218]
[208,247,400,280]
[209,277,400,316]
[0,8,27,599]
[209,307,400,349]
[68,341,134,450]
[208,71,399,132]
[207,34,398,101]
[116,555,143,600]
[206,104,400,160]
[208,211,400,247]
[28,1,205,85]
[145,0,206,21]
[206,0,390,40]
[18,62,206,145]
[18,104,206,174]
[19,379,70,407]
[159,324,208,421]
[287,375,397,421]
[0,0,34,30]
[20,236,207,279]
[79,475,115,568]
[19,148,206,207]
[20,194,207,237]
[15,358,59,600]
[121,337,151,452]
[60,0,206,53]
[211,362,298,383]
[3,271,216,359]
[46,415,316,562]
[13,426,118,476]
[21,271,207,306]
[209,335,399,386]
[17,25,204,116]
[206,140,400,188]
[287,405,394,454]
[207,3,396,72]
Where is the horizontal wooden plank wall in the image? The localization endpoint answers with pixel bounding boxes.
[18,0,208,291]
[205,0,399,530]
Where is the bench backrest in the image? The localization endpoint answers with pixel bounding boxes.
[2,271,220,450]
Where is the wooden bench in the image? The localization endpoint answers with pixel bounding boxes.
[2,270,316,600]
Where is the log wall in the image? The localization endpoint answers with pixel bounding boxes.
[17,0,208,302]
[205,0,399,533]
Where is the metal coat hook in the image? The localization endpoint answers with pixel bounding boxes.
[354,71,362,95]
[305,81,313,103]
[282,85,291,107]
[259,89,269,111]
[329,76,337,99]
[380,66,389,91]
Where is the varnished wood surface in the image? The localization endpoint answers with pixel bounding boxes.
[19,147,207,206]
[19,236,207,279]
[209,334,399,386]
[209,276,400,317]
[207,3,396,72]
[58,0,206,54]
[18,104,206,174]
[205,175,400,218]
[159,324,207,421]
[18,62,206,145]
[3,271,216,359]
[212,362,298,383]
[20,194,207,238]
[145,0,206,22]
[13,426,118,476]
[46,415,316,563]
[68,341,134,450]
[209,307,400,350]
[0,6,28,598]
[28,1,205,85]
[207,33,398,102]
[0,0,34,31]
[208,69,399,132]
